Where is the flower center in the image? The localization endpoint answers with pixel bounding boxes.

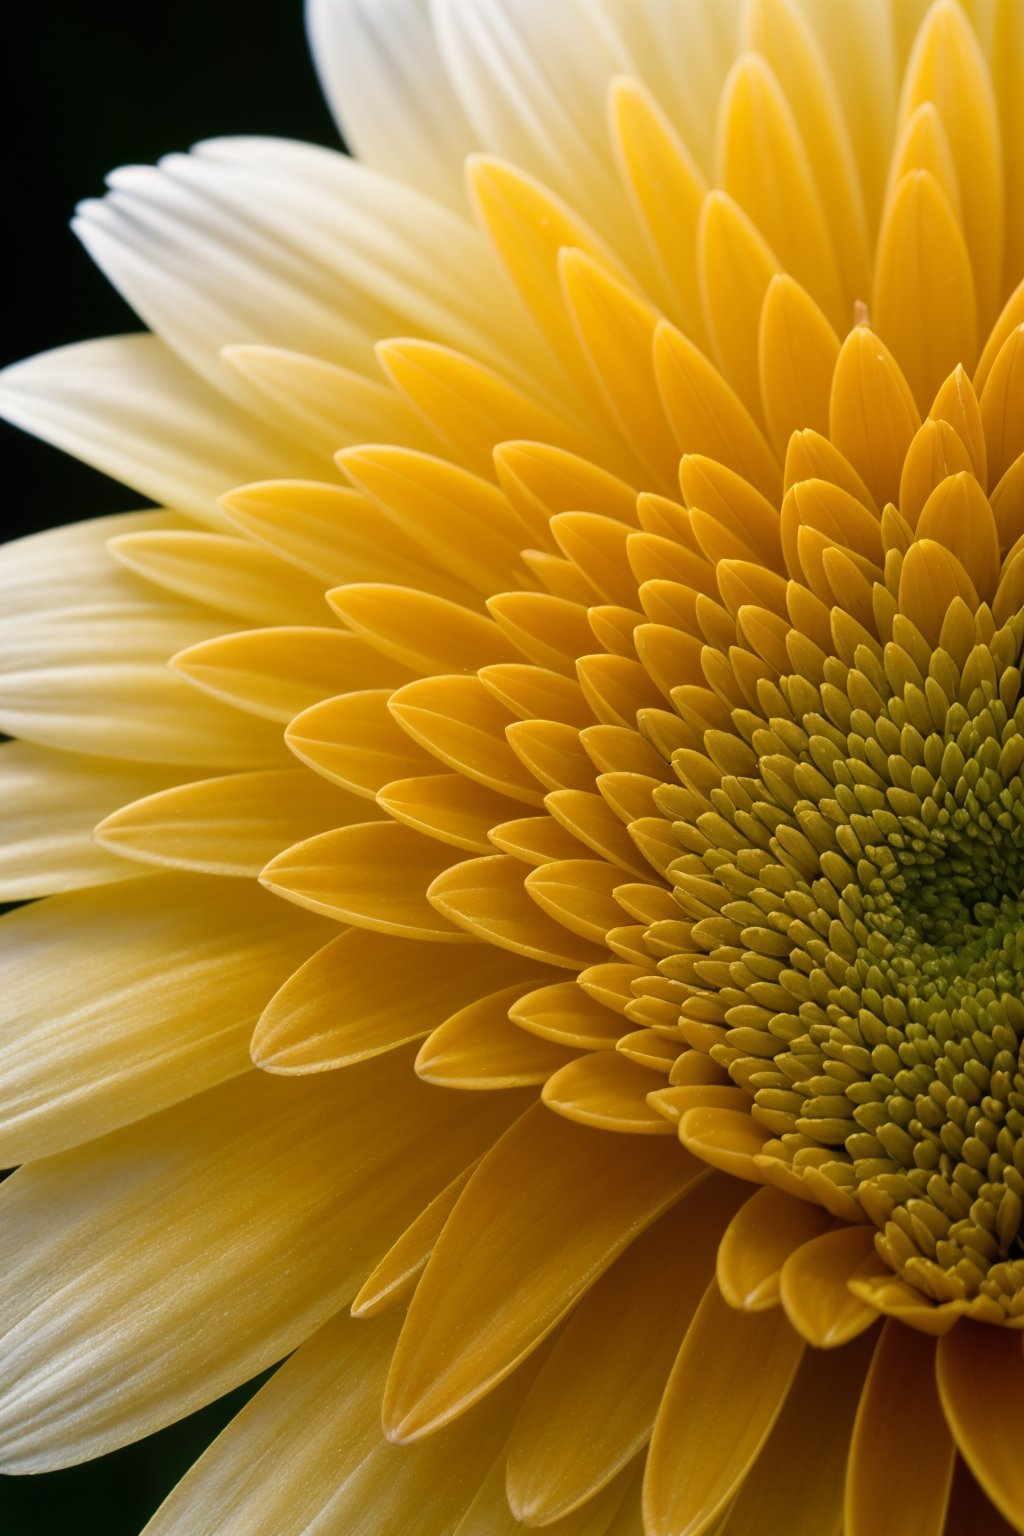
[662,604,1024,1315]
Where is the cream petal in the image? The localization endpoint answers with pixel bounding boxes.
[0,742,181,899]
[432,0,638,254]
[0,600,286,766]
[81,141,551,399]
[0,336,315,524]
[0,1054,521,1471]
[0,509,185,618]
[306,0,477,210]
[383,1101,701,1441]
[109,530,329,626]
[143,1308,524,1535]
[0,874,329,1164]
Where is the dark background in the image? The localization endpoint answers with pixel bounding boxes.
[2,5,337,1531]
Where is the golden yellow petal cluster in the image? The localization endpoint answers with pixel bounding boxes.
[3,1,1024,1533]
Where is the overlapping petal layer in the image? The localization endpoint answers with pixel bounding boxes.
[4,1,1024,1532]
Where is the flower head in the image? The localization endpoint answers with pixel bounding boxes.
[3,0,1024,1532]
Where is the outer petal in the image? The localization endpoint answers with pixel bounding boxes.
[0,336,317,524]
[143,1309,521,1536]
[0,1054,526,1471]
[306,0,476,210]
[0,875,329,1164]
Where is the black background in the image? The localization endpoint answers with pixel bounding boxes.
[2,4,338,1531]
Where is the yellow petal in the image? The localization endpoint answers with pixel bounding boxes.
[915,471,1000,597]
[644,1281,805,1536]
[718,1331,876,1536]
[717,54,844,329]
[507,1180,742,1523]
[716,1185,833,1311]
[261,821,472,940]
[350,1164,477,1320]
[742,0,870,307]
[494,439,639,537]
[378,771,517,853]
[979,324,1024,483]
[846,1321,954,1536]
[936,1320,1024,1532]
[416,982,581,1088]
[873,171,978,410]
[508,980,625,1050]
[143,1308,522,1536]
[542,1049,673,1135]
[524,857,625,945]
[653,320,781,503]
[757,274,841,460]
[697,191,781,419]
[171,626,409,723]
[559,248,678,490]
[94,767,363,876]
[383,1101,701,1442]
[829,326,920,509]
[388,673,543,803]
[220,478,467,597]
[428,853,609,968]
[0,875,327,1165]
[778,1225,880,1347]
[0,1055,517,1471]
[609,77,708,346]
[252,927,550,1074]
[376,338,586,479]
[338,445,533,596]
[286,688,433,798]
[328,582,517,672]
[897,0,1003,329]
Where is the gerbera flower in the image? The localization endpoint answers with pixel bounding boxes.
[3,0,1024,1530]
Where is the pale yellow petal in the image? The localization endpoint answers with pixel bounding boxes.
[0,875,328,1165]
[0,743,179,900]
[143,1308,522,1536]
[0,1055,517,1470]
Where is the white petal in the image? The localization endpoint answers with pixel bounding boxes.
[597,0,743,175]
[306,0,477,210]
[76,142,555,404]
[430,0,638,246]
[0,336,317,523]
